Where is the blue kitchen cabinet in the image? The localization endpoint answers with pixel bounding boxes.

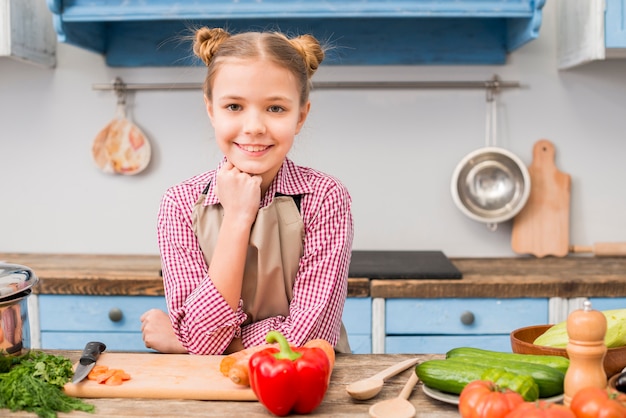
[586,298,626,310]
[47,0,545,66]
[342,297,372,354]
[38,295,372,353]
[384,298,549,354]
[39,295,167,351]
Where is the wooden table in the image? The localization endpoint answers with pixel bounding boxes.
[3,352,460,417]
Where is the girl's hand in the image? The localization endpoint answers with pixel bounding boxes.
[140,309,187,354]
[215,161,262,226]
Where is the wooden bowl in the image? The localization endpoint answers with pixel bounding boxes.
[510,325,626,377]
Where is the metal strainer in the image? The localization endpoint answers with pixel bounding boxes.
[451,87,530,230]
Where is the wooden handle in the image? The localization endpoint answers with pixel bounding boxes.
[372,357,421,381]
[570,243,626,256]
[399,372,419,400]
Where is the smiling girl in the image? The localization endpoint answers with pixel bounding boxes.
[140,27,354,355]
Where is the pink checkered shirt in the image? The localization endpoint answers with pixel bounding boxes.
[158,158,354,354]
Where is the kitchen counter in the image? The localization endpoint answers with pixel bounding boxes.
[2,252,626,298]
[3,351,458,418]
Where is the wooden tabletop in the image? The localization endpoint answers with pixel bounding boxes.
[3,352,459,418]
[2,252,626,299]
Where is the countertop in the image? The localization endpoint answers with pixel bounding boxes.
[2,252,626,299]
[3,351,457,418]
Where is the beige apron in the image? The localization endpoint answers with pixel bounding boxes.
[192,186,350,353]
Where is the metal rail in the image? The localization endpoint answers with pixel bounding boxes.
[92,75,521,93]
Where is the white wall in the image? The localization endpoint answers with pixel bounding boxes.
[1,1,625,257]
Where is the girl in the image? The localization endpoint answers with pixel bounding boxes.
[140,27,354,355]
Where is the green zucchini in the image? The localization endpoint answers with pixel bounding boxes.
[446,347,570,374]
[416,357,564,398]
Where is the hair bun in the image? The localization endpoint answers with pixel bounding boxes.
[193,27,231,66]
[289,34,325,77]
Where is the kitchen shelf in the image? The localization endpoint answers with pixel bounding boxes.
[47,0,546,67]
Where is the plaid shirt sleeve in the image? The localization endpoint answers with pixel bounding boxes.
[158,177,248,355]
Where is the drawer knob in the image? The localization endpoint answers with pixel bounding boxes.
[460,311,475,325]
[108,308,124,322]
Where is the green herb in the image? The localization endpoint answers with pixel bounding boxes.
[0,351,95,418]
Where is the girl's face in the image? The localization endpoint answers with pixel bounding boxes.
[205,58,310,187]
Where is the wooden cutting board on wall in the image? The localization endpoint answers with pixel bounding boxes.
[64,353,256,400]
[511,139,571,258]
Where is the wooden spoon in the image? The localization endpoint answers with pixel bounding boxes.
[346,357,420,400]
[369,371,419,418]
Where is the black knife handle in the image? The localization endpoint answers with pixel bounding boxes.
[79,341,107,366]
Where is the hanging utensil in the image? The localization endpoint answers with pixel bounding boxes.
[511,139,571,257]
[92,78,151,175]
[451,79,531,231]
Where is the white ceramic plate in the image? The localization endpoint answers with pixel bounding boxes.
[422,385,565,405]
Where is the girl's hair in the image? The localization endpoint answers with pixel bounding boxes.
[193,27,325,106]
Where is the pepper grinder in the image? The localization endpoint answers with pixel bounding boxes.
[563,300,607,407]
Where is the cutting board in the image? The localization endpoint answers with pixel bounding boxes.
[511,139,571,257]
[64,353,256,401]
[348,251,462,279]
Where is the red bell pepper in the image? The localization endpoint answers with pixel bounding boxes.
[248,330,331,416]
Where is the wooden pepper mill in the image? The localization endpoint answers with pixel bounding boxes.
[563,300,607,407]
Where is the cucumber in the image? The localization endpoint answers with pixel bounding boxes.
[416,357,565,398]
[415,359,485,395]
[446,347,570,374]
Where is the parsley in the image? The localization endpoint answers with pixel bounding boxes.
[0,351,95,418]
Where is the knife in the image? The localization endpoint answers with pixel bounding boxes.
[72,341,107,384]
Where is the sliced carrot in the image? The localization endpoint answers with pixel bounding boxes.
[112,369,131,381]
[87,365,110,380]
[95,369,115,384]
[104,373,124,386]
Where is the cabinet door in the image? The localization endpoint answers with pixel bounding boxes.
[0,0,56,67]
[385,298,548,354]
[606,0,626,49]
[587,297,626,310]
[39,295,167,351]
[343,297,371,354]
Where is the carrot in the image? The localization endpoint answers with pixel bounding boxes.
[219,356,238,377]
[86,365,131,385]
[87,365,110,380]
[104,373,124,386]
[228,359,251,386]
[219,344,275,381]
[112,369,131,381]
[95,369,115,384]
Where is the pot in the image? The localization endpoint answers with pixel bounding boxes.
[0,263,39,355]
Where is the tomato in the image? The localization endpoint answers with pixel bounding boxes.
[459,380,525,418]
[570,387,626,418]
[505,400,576,418]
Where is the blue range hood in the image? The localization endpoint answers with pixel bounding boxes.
[47,0,545,67]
